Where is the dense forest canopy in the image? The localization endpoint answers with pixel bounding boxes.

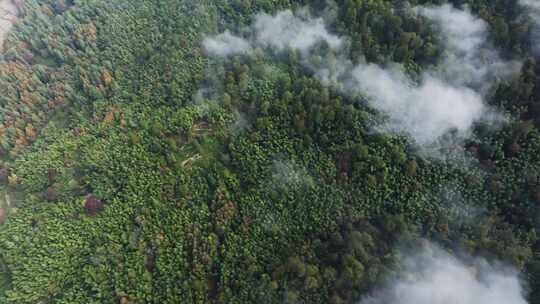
[0,0,539,303]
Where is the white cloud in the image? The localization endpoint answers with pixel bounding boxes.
[202,30,251,57]
[521,0,540,9]
[253,10,342,53]
[360,242,527,304]
[0,0,18,51]
[203,10,341,57]
[417,4,521,91]
[203,5,519,153]
[349,64,485,145]
[519,0,540,54]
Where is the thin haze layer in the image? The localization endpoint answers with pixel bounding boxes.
[519,0,540,54]
[360,244,527,304]
[418,4,521,91]
[254,10,342,53]
[0,0,18,51]
[203,5,518,150]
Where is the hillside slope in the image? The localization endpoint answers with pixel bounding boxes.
[0,0,539,303]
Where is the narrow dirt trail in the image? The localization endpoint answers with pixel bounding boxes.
[0,0,19,52]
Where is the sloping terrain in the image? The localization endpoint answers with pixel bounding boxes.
[0,0,539,303]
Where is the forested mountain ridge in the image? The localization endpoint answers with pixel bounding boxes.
[0,0,539,303]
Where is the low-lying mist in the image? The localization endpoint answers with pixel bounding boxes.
[0,0,19,51]
[202,4,531,304]
[359,242,528,304]
[416,5,520,92]
[519,0,540,55]
[204,10,342,56]
[203,4,519,155]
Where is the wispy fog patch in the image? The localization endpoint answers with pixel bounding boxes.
[437,184,486,225]
[520,0,540,10]
[203,10,341,56]
[348,64,485,146]
[417,4,521,92]
[519,0,540,55]
[360,242,527,304]
[230,110,250,136]
[191,88,217,115]
[253,10,342,53]
[203,6,518,156]
[271,159,313,187]
[202,30,251,57]
[0,0,19,52]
